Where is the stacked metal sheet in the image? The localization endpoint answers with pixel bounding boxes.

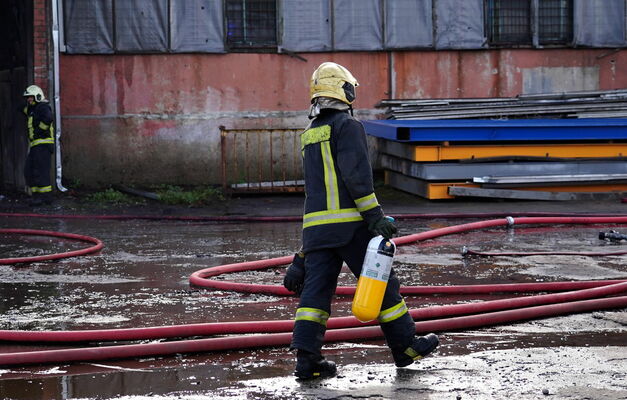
[377,89,627,120]
[364,103,627,200]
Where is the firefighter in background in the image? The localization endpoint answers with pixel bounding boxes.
[283,62,439,379]
[22,85,54,206]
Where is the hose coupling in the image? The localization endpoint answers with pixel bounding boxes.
[506,216,515,226]
[599,230,627,242]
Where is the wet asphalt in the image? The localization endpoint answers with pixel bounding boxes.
[0,192,626,399]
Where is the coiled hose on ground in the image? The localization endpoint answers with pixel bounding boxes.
[0,215,626,366]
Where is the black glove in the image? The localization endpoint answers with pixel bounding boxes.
[368,216,397,239]
[283,251,305,295]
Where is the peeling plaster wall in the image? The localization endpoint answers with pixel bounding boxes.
[59,49,627,186]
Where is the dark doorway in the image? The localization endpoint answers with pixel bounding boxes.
[0,0,33,194]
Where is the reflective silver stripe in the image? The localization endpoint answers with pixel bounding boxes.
[378,300,408,323]
[30,138,54,147]
[355,193,379,212]
[303,208,363,228]
[295,307,329,326]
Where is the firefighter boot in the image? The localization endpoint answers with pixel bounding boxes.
[294,349,337,380]
[392,333,439,367]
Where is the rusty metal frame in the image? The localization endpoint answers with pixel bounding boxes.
[220,126,303,193]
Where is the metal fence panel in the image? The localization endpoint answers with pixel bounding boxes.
[220,127,303,193]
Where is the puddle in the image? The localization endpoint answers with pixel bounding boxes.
[0,215,625,399]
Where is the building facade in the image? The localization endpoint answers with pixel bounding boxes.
[1,0,626,190]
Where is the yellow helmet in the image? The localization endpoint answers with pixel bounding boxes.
[23,85,45,102]
[310,62,359,105]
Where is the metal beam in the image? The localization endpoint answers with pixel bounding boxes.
[384,171,477,199]
[364,119,627,142]
[474,174,627,184]
[380,154,627,181]
[448,187,576,201]
[378,139,627,162]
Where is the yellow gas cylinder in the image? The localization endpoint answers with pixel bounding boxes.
[351,235,396,322]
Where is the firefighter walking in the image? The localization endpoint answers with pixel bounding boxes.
[22,85,54,206]
[284,62,439,379]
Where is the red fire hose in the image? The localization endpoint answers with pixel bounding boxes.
[0,216,626,366]
[0,229,103,265]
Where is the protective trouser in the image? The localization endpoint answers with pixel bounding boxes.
[24,144,53,200]
[291,225,416,355]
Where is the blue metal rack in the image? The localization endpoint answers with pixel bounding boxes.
[363,118,627,142]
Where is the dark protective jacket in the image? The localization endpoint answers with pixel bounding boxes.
[300,109,384,252]
[23,101,54,148]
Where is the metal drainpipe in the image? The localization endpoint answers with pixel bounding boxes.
[51,0,67,192]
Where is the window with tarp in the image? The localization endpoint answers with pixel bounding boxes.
[115,0,168,52]
[279,0,331,52]
[61,0,625,53]
[435,0,486,49]
[384,0,433,49]
[573,0,626,47]
[63,0,113,53]
[171,0,224,53]
[333,0,383,51]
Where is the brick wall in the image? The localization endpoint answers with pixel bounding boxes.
[33,0,50,95]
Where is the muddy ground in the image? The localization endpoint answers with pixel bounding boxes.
[0,192,626,400]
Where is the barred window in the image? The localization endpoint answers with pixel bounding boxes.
[538,0,573,44]
[225,0,277,49]
[487,0,531,45]
[487,0,573,46]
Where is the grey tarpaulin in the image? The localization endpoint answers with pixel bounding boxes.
[333,0,383,51]
[574,0,626,47]
[384,0,433,49]
[115,0,168,52]
[280,0,332,52]
[434,0,486,49]
[171,0,224,52]
[64,0,113,53]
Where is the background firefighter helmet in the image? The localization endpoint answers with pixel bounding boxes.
[23,85,45,102]
[310,62,359,105]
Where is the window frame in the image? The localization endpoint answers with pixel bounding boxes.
[486,0,574,47]
[224,0,278,51]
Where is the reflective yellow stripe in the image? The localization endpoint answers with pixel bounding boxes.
[27,116,34,140]
[30,138,54,147]
[378,299,408,323]
[355,193,379,212]
[303,208,363,228]
[31,185,52,193]
[38,121,50,130]
[404,347,422,360]
[301,125,331,149]
[295,307,329,326]
[321,141,339,210]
